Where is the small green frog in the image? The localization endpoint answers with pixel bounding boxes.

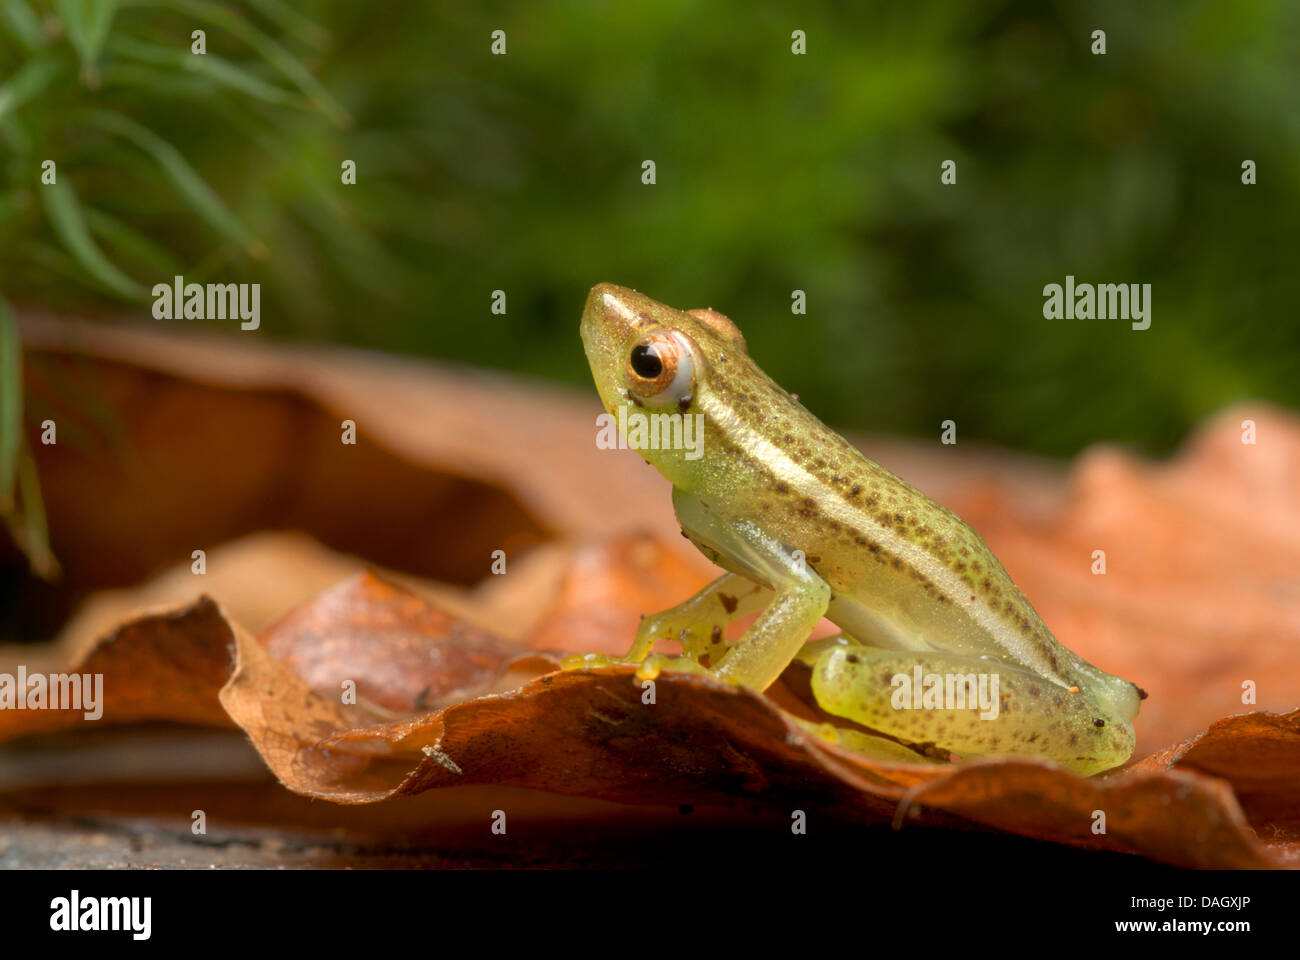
[565,284,1143,774]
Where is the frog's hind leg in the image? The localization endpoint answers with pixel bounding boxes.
[808,645,1135,775]
[787,635,940,763]
[561,573,770,672]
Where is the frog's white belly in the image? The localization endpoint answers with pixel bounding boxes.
[825,591,933,653]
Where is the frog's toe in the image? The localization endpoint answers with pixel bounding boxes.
[635,653,715,682]
[793,632,860,667]
[560,652,626,671]
[797,719,941,764]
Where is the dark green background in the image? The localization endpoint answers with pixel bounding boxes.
[3,0,1297,456]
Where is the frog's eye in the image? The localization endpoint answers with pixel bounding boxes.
[625,331,695,406]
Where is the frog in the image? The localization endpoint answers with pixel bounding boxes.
[563,283,1144,775]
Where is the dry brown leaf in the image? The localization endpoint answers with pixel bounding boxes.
[1,569,1294,868]
[258,573,524,713]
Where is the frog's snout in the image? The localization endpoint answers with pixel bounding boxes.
[582,283,647,341]
[1100,675,1144,723]
[581,283,665,390]
[585,281,632,311]
[581,283,629,386]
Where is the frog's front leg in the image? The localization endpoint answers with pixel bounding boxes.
[809,645,1135,775]
[713,572,830,691]
[671,491,832,692]
[560,573,769,672]
[634,573,771,664]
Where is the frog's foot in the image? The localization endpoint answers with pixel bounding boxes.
[638,572,771,666]
[559,651,720,682]
[559,651,632,671]
[634,653,716,681]
[793,632,859,668]
[561,572,772,676]
[793,718,942,764]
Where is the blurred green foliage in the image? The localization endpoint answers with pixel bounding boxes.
[2,0,1298,466]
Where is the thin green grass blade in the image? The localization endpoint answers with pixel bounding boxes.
[84,108,261,255]
[106,35,302,107]
[166,0,349,126]
[100,62,221,98]
[41,179,147,300]
[26,239,87,286]
[0,57,63,121]
[53,0,118,75]
[85,206,182,275]
[242,0,329,50]
[10,441,58,578]
[0,297,20,508]
[1,0,45,50]
[188,50,306,106]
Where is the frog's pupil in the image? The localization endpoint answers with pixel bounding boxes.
[631,344,663,378]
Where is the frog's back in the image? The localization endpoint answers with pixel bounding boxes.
[691,355,1075,681]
